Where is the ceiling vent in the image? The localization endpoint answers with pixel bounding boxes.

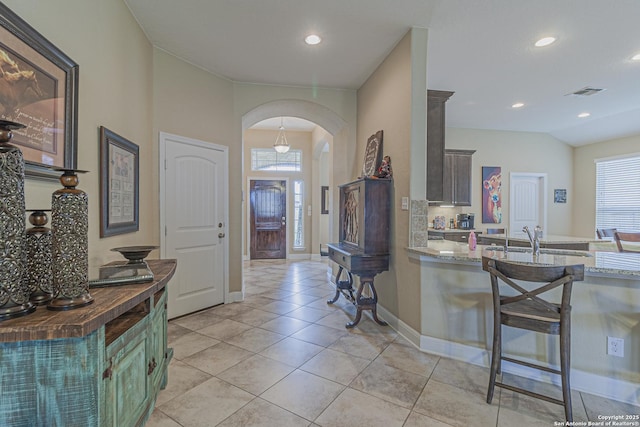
[566,86,606,97]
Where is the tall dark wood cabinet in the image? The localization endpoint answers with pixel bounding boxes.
[327,178,391,328]
[338,178,390,255]
[426,90,454,202]
[442,149,475,206]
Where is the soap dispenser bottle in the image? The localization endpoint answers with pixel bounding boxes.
[468,230,477,250]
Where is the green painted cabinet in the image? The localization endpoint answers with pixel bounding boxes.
[0,331,103,427]
[0,260,176,427]
[104,316,150,427]
[149,289,169,391]
[103,291,169,427]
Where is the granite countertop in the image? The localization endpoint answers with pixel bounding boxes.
[427,230,598,244]
[407,240,640,280]
[428,228,478,233]
[479,233,599,244]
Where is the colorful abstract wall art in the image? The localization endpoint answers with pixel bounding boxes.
[482,166,502,223]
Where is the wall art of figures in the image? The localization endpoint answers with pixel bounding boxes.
[482,166,502,224]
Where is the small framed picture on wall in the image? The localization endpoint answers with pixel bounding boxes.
[554,189,567,203]
[99,126,140,237]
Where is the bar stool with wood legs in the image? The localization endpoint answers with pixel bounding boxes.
[482,257,585,422]
[596,228,617,239]
[613,231,640,252]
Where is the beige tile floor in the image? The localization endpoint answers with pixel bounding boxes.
[148,259,639,427]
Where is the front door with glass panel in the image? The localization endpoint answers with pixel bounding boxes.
[250,180,287,259]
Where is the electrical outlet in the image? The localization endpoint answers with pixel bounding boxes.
[607,336,624,357]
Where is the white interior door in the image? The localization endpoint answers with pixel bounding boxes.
[160,132,228,319]
[509,173,547,238]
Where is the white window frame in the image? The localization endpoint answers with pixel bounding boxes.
[595,153,640,232]
[293,180,304,249]
[251,149,302,172]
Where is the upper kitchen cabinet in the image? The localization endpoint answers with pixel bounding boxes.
[443,149,475,206]
[426,90,454,202]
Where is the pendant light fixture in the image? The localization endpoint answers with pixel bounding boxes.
[273,117,290,153]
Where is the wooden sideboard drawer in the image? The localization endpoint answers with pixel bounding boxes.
[328,246,353,270]
[328,244,389,276]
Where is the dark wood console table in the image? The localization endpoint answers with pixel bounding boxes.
[327,243,389,328]
[328,177,391,328]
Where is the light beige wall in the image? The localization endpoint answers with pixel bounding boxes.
[233,83,357,249]
[573,134,640,237]
[312,126,332,252]
[152,49,238,288]
[444,128,575,236]
[6,0,154,277]
[6,2,355,297]
[242,129,313,256]
[357,29,423,331]
[318,150,331,248]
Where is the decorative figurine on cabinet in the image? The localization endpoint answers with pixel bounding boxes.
[375,155,392,179]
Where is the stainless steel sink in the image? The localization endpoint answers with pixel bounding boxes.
[483,246,593,257]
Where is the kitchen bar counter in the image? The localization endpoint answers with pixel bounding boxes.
[407,240,640,279]
[405,241,640,404]
[429,229,597,242]
[478,233,598,250]
[481,233,599,244]
[429,228,478,233]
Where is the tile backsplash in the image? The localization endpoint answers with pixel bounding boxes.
[409,200,429,247]
[409,202,466,247]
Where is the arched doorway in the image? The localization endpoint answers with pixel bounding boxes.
[242,100,348,262]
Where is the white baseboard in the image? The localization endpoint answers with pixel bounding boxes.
[377,305,640,407]
[226,291,243,303]
[377,304,422,349]
[288,253,311,260]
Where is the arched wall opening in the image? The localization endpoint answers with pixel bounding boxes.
[241,99,351,261]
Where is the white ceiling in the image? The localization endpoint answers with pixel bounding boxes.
[124,0,640,146]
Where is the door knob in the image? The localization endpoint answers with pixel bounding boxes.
[218,232,225,238]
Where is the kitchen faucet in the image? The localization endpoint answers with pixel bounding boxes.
[503,227,509,253]
[523,225,542,256]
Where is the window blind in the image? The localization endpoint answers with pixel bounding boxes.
[595,155,640,232]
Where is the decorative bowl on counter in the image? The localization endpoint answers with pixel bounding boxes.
[90,246,158,287]
[111,245,159,264]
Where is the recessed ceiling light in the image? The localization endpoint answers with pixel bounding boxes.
[632,53,640,61]
[512,102,525,109]
[305,34,322,45]
[534,37,556,47]
[578,112,590,118]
